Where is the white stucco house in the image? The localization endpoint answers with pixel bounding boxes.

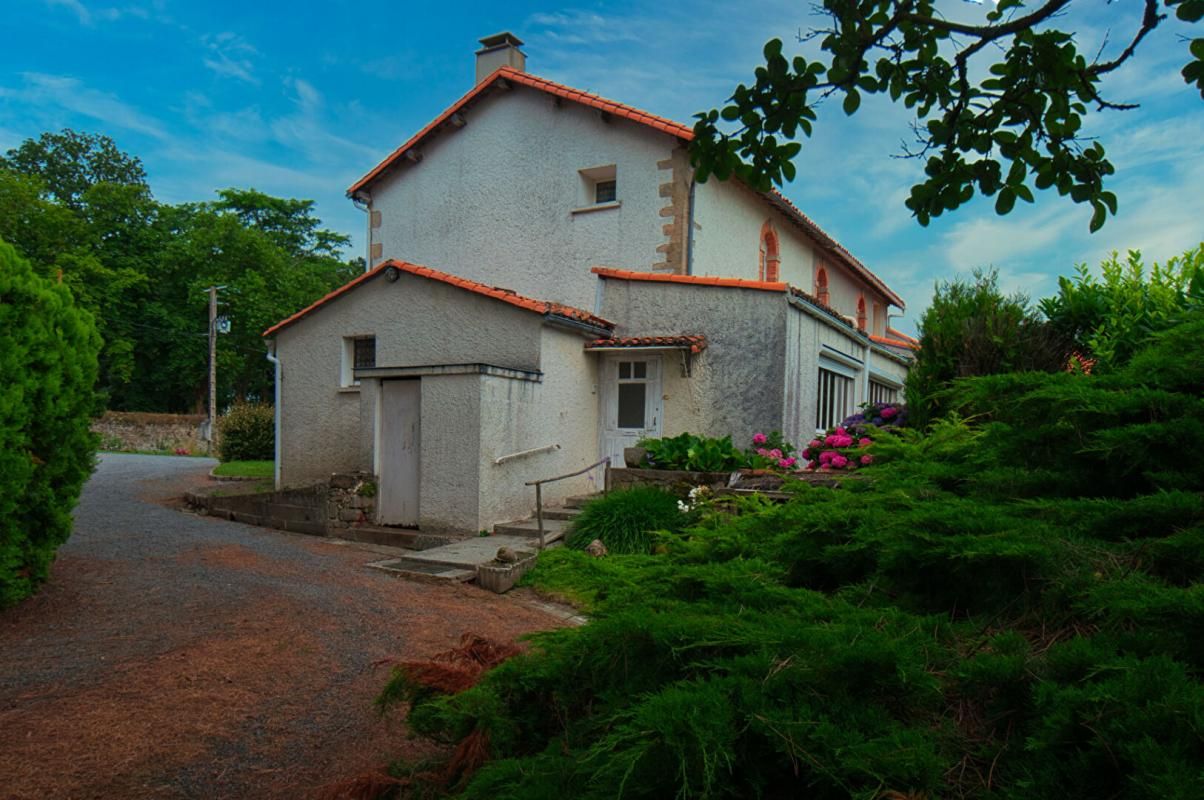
[263,32,918,533]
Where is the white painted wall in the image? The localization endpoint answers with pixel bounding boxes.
[418,373,483,532]
[691,177,896,328]
[273,270,545,487]
[368,87,671,312]
[599,279,788,448]
[477,327,602,526]
[692,178,815,287]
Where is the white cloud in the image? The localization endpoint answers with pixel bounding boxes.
[4,72,167,139]
[202,32,259,84]
[43,0,91,25]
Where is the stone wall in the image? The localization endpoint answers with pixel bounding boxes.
[187,472,378,537]
[326,472,378,531]
[187,484,328,536]
[94,411,205,454]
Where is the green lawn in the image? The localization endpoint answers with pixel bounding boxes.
[212,460,274,479]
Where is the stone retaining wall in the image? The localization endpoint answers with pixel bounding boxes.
[326,472,378,531]
[94,411,205,454]
[186,472,377,537]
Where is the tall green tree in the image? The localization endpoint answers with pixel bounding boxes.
[2,129,360,413]
[211,188,351,258]
[1,129,148,210]
[691,1,1204,230]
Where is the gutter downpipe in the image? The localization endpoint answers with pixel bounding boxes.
[686,178,696,275]
[265,342,282,489]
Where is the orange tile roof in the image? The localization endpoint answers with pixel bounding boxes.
[593,267,868,337]
[264,259,613,337]
[590,267,787,293]
[870,334,919,351]
[346,67,902,308]
[347,67,691,196]
[585,335,708,354]
[886,327,919,346]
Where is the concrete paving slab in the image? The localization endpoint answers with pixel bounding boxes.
[398,534,537,568]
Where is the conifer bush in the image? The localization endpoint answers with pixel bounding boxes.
[0,239,100,607]
[375,313,1204,799]
[216,402,274,462]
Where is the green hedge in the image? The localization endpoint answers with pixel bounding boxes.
[217,402,274,462]
[377,313,1204,799]
[0,239,100,607]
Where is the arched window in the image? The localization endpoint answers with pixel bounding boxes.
[856,295,867,331]
[759,222,780,282]
[815,266,829,306]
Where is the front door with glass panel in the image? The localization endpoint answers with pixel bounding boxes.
[601,355,662,467]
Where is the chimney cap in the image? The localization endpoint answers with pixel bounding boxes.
[477,31,524,52]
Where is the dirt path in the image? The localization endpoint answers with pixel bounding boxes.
[0,454,563,799]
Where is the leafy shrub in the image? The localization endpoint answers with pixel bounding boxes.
[747,430,798,470]
[216,402,274,462]
[637,431,748,471]
[801,401,907,471]
[907,269,1071,426]
[0,239,100,607]
[566,487,686,554]
[1040,245,1203,371]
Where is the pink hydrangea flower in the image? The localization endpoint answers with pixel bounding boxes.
[859,437,873,448]
[801,448,810,459]
[808,439,822,449]
[779,457,796,468]
[835,427,847,436]
[860,454,874,465]
[824,434,836,446]
[881,406,898,419]
[769,448,782,459]
[756,448,769,457]
[819,450,835,464]
[834,435,854,448]
[752,432,768,445]
[831,455,848,469]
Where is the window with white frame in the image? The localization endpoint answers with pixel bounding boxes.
[816,367,855,431]
[578,164,618,207]
[616,360,648,428]
[869,379,899,405]
[341,335,375,387]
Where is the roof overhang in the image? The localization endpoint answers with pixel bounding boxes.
[263,259,614,338]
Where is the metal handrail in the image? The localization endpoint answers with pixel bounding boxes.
[525,457,610,550]
[494,443,560,465]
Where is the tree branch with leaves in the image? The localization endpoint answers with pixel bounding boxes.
[691,0,1204,231]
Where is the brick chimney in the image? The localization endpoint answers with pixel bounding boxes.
[475,32,525,84]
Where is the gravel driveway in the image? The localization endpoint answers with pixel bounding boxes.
[0,453,561,799]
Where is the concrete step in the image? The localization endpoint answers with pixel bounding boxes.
[336,526,459,551]
[366,557,476,584]
[398,534,539,569]
[540,507,582,521]
[493,517,571,543]
[563,494,602,509]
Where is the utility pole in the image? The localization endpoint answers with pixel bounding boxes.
[202,285,226,453]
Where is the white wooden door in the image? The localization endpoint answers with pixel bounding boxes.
[600,355,662,467]
[378,379,420,526]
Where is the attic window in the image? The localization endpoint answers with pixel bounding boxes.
[594,179,616,204]
[576,164,619,212]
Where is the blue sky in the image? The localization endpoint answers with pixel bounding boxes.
[3,1,1201,333]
